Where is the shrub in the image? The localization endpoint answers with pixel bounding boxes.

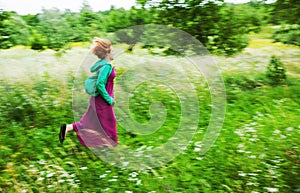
[266,55,286,85]
[273,24,300,46]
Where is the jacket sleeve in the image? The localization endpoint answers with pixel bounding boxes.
[96,65,114,105]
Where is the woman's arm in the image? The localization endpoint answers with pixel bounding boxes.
[96,65,114,105]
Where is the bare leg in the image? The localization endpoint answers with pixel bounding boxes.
[65,124,73,136]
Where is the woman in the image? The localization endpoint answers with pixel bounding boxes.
[59,37,118,148]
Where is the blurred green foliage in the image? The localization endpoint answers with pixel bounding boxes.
[273,24,300,46]
[0,71,299,192]
[266,55,287,85]
[1,0,298,55]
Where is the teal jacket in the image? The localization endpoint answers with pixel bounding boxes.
[85,59,114,105]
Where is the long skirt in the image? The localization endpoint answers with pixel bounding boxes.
[72,96,118,148]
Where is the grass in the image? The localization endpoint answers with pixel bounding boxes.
[0,27,299,192]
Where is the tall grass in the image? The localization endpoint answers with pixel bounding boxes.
[0,33,299,192]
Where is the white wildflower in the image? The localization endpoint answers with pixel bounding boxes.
[37,177,44,181]
[259,153,266,159]
[123,162,129,167]
[194,142,202,147]
[180,147,187,151]
[247,127,256,132]
[256,112,263,117]
[46,172,55,178]
[108,179,117,182]
[248,173,258,176]
[39,171,46,175]
[237,144,244,149]
[38,160,46,165]
[60,173,68,177]
[128,177,138,181]
[286,127,293,131]
[147,146,153,150]
[280,135,286,139]
[130,172,138,178]
[58,179,65,183]
[274,130,281,134]
[100,174,107,178]
[70,174,76,178]
[269,169,275,175]
[79,167,88,170]
[264,187,279,192]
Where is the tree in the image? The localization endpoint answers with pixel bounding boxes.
[272,0,300,24]
[135,0,259,55]
[36,8,73,50]
[266,55,286,85]
[0,10,30,49]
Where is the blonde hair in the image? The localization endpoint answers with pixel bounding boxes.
[92,37,112,59]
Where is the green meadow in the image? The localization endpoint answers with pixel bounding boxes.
[0,26,299,192]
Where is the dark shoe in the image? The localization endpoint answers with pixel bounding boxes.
[59,124,66,144]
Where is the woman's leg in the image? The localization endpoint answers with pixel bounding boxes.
[65,124,73,135]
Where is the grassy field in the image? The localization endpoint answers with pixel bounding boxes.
[0,27,299,192]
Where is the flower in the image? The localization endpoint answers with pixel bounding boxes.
[38,160,46,165]
[238,172,246,177]
[122,162,129,167]
[46,172,55,178]
[128,177,138,181]
[108,179,117,182]
[79,167,88,170]
[274,130,281,134]
[264,187,279,192]
[58,179,65,183]
[248,173,258,176]
[130,172,138,178]
[100,174,107,178]
[60,173,68,177]
[70,174,76,178]
[194,142,202,147]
